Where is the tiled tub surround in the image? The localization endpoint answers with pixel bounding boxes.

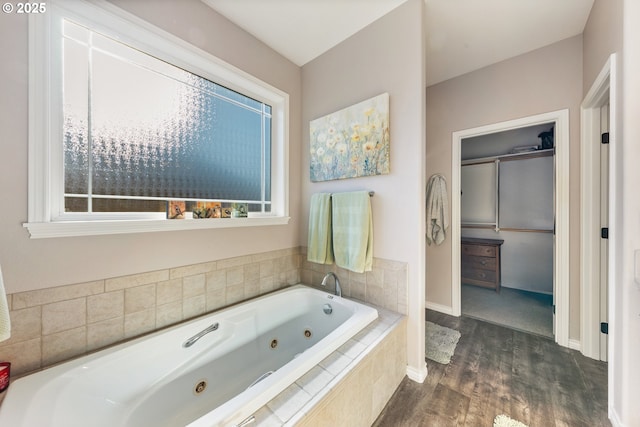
[300,247,408,316]
[0,248,301,377]
[253,307,407,426]
[0,247,408,379]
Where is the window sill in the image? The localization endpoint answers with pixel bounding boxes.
[23,216,291,239]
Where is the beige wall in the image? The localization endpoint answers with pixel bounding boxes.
[582,0,623,94]
[300,0,426,377]
[425,36,584,339]
[0,0,302,294]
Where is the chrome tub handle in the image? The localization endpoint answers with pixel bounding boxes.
[183,322,219,348]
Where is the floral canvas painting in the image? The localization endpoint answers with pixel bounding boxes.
[310,93,389,182]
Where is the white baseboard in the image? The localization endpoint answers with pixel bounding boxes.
[406,363,428,383]
[609,407,623,427]
[425,300,455,316]
[568,338,581,351]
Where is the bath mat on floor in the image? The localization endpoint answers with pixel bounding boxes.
[493,414,528,427]
[425,321,461,364]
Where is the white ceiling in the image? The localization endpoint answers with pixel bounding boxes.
[203,0,595,86]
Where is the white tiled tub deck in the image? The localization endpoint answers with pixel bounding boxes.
[251,306,407,427]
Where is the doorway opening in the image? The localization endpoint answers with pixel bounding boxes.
[460,123,555,338]
[451,110,570,348]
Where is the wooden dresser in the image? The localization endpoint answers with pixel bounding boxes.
[461,237,504,292]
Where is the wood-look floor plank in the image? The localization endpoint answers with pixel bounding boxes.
[373,311,610,427]
[437,313,482,398]
[510,332,558,426]
[464,321,513,426]
[422,383,470,426]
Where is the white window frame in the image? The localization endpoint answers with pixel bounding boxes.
[25,0,289,238]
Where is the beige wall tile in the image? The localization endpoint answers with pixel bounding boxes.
[205,288,226,312]
[366,269,384,288]
[157,278,182,305]
[183,295,206,320]
[42,298,86,336]
[106,270,168,292]
[285,269,300,285]
[244,279,259,300]
[87,290,124,323]
[205,270,226,291]
[183,274,205,298]
[244,263,260,282]
[156,301,183,329]
[124,284,156,314]
[350,279,366,302]
[42,326,87,367]
[226,284,245,305]
[6,306,41,344]
[216,255,253,270]
[226,267,244,287]
[259,259,275,278]
[0,338,41,376]
[87,317,124,352]
[12,280,103,310]
[275,254,300,273]
[259,276,275,294]
[124,309,156,338]
[169,261,216,279]
[300,269,312,286]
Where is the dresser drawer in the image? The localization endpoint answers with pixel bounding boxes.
[461,238,503,292]
[462,244,496,257]
[462,267,497,284]
[462,255,496,271]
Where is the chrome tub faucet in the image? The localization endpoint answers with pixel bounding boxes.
[321,272,342,297]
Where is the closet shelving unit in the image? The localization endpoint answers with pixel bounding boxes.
[461,148,555,234]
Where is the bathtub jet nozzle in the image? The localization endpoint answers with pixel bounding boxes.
[183,322,219,348]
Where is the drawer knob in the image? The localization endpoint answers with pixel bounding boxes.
[480,260,487,265]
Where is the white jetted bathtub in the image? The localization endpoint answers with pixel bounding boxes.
[0,285,378,427]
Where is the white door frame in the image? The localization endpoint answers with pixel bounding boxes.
[581,53,617,360]
[451,109,570,348]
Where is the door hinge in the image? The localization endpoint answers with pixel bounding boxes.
[601,132,610,144]
[601,227,609,239]
[552,305,556,315]
[600,322,609,334]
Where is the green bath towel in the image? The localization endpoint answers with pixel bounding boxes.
[331,191,373,273]
[307,193,334,264]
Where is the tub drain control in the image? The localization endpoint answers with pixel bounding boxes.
[323,303,333,315]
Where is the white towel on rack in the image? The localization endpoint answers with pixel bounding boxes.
[0,265,11,342]
[426,174,449,246]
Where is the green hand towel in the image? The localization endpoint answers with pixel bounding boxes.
[307,193,334,264]
[331,191,373,273]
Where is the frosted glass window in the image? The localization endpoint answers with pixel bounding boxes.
[62,20,272,214]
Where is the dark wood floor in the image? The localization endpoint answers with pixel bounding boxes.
[373,310,610,427]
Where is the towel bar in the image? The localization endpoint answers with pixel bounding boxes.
[329,191,374,198]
